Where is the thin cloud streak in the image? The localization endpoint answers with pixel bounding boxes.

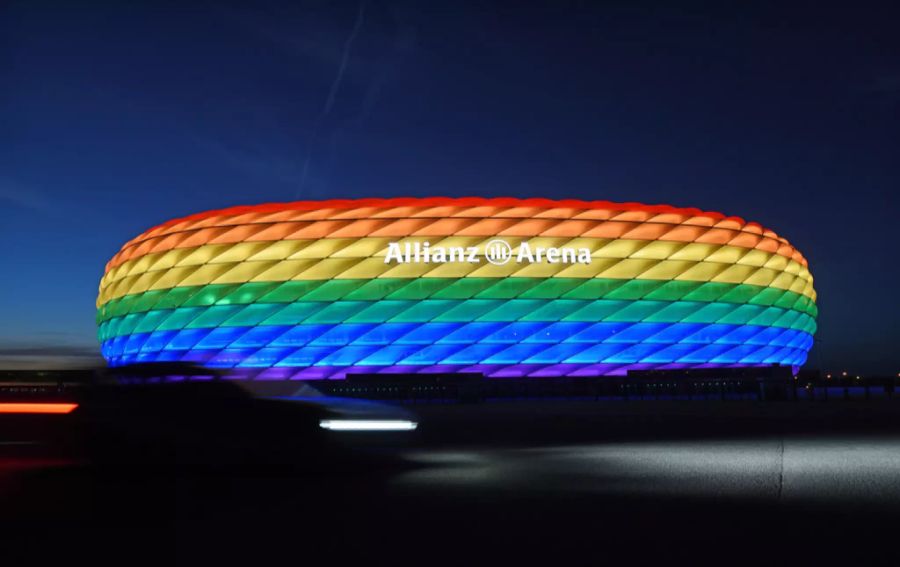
[0,345,103,370]
[324,0,368,116]
[0,177,51,214]
[297,0,368,197]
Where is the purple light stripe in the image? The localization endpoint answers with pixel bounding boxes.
[142,361,805,381]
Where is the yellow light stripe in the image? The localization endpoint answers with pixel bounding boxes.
[97,253,816,307]
[100,236,814,291]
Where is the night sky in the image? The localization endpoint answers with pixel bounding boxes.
[1,1,897,373]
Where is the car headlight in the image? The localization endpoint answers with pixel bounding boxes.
[319,419,417,432]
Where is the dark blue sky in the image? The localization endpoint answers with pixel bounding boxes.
[1,0,897,372]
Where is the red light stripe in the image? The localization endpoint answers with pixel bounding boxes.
[138,197,738,236]
[0,403,78,414]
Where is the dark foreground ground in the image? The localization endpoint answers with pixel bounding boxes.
[3,399,900,565]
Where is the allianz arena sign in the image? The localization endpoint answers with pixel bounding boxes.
[384,240,593,265]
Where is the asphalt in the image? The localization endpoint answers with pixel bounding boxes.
[3,400,900,565]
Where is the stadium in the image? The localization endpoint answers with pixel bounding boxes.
[96,197,817,380]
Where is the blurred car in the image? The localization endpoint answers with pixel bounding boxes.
[75,365,418,468]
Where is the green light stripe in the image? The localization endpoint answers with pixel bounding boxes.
[97,278,818,324]
[97,298,818,342]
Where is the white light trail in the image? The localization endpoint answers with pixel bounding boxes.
[319,419,418,432]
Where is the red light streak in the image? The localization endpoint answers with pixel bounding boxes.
[0,403,78,414]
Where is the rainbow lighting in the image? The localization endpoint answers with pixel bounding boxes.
[96,197,817,379]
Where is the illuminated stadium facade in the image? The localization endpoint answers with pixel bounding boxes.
[96,198,817,379]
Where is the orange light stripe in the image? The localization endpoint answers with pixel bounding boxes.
[116,197,745,251]
[103,198,808,272]
[0,403,78,414]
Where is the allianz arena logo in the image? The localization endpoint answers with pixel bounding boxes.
[384,240,592,265]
